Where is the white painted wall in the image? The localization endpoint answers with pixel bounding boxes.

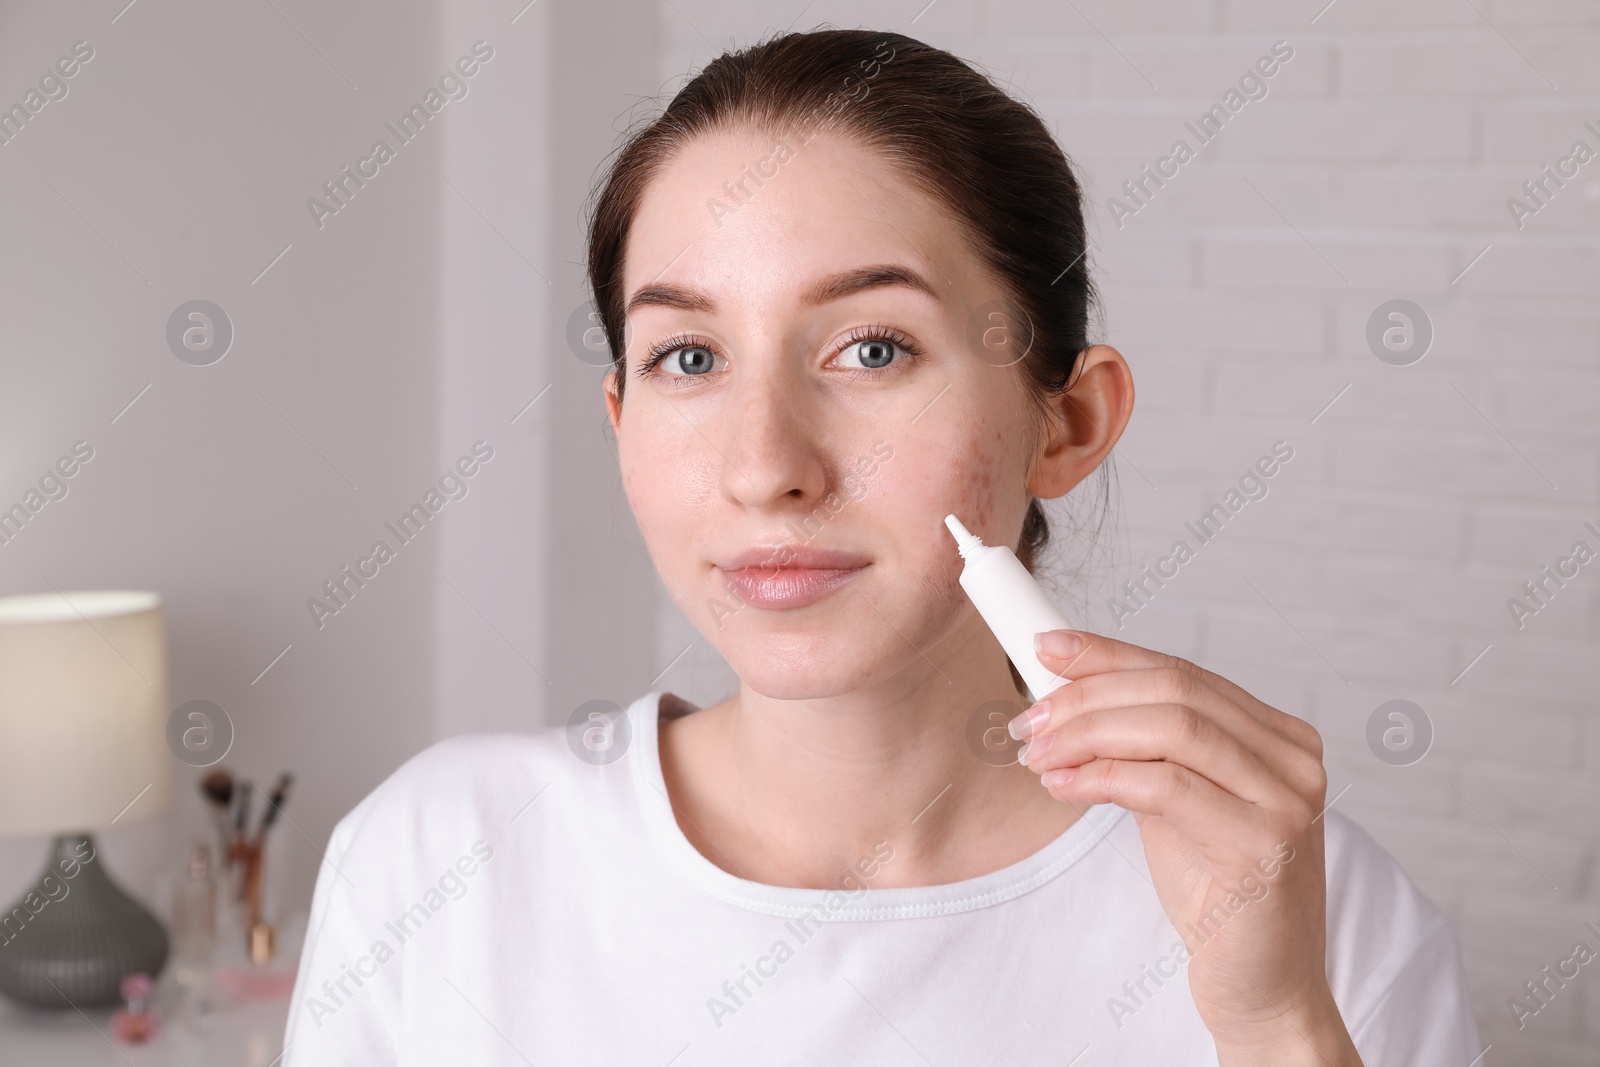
[0,0,445,945]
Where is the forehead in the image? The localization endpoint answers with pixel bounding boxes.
[622,125,980,307]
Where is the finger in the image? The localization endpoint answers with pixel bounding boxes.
[1031,628,1176,680]
[1014,665,1276,747]
[1035,627,1266,723]
[1041,757,1267,850]
[1011,667,1315,791]
[1033,630,1320,750]
[1018,703,1298,808]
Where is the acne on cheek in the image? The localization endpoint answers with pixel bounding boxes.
[868,441,1013,548]
[959,466,987,530]
[940,446,1002,540]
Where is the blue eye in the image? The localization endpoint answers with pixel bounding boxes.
[835,326,920,371]
[841,338,900,370]
[658,345,717,376]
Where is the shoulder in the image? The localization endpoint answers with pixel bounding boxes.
[319,731,560,867]
[1319,810,1480,1060]
[325,692,663,872]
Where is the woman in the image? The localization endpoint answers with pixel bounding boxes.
[284,29,1479,1065]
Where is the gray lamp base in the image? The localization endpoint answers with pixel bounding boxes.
[0,833,169,1010]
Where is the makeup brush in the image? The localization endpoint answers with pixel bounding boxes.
[200,769,233,823]
[255,773,294,842]
[233,780,252,852]
[199,769,234,857]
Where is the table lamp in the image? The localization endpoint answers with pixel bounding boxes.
[0,590,173,1010]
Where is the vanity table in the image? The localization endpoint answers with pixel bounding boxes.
[0,991,289,1066]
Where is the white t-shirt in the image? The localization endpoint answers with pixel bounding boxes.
[282,690,1481,1066]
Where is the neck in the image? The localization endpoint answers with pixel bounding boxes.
[658,610,1083,889]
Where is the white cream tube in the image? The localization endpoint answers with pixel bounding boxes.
[944,514,1074,701]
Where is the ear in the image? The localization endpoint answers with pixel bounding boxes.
[603,369,623,436]
[1026,344,1134,499]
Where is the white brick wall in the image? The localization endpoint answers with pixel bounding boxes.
[657,2,1599,1061]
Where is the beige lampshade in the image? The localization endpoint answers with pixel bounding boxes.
[0,590,173,836]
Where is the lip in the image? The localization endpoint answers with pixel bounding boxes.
[714,545,870,571]
[711,544,871,610]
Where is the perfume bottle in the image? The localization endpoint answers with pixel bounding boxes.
[170,844,217,1026]
[112,972,159,1043]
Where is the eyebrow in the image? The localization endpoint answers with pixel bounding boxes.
[622,263,939,317]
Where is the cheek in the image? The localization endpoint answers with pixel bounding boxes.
[619,425,718,553]
[618,431,679,542]
[967,441,1002,533]
[872,421,1011,557]
[932,428,1009,535]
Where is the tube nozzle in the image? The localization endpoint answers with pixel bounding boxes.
[944,514,984,559]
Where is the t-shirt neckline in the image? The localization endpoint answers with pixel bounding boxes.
[629,689,1128,921]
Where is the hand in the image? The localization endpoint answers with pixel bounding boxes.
[1011,630,1362,1066]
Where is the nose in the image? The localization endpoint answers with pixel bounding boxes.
[717,357,829,511]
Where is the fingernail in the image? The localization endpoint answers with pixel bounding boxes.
[1017,731,1053,768]
[1035,630,1083,660]
[1041,768,1077,790]
[1008,700,1049,741]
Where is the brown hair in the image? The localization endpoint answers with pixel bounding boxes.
[587,27,1104,594]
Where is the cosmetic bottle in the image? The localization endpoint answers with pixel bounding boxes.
[111,973,159,1044]
[944,514,1075,700]
[171,843,217,1027]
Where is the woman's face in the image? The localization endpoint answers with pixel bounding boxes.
[605,125,1058,700]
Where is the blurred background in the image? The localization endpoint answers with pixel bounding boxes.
[0,0,1595,1062]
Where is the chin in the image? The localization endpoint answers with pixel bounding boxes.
[719,624,911,701]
